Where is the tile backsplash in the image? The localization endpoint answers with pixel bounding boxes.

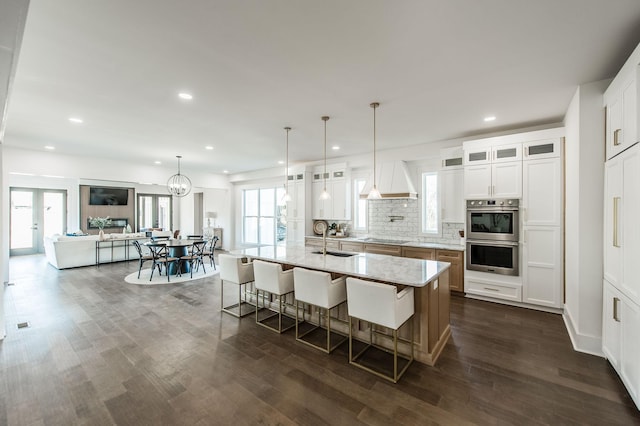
[351,198,464,245]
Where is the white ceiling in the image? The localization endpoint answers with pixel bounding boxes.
[4,0,640,175]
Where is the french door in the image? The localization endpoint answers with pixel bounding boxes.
[10,188,67,256]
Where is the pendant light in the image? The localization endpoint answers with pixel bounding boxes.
[167,155,192,197]
[367,102,382,199]
[319,116,331,200]
[280,127,292,204]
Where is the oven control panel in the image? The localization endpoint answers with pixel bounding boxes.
[467,199,519,208]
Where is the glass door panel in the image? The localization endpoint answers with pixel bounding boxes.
[10,188,67,256]
[10,190,35,252]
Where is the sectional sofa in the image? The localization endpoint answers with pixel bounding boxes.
[43,230,173,269]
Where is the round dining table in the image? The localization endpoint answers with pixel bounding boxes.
[145,239,204,275]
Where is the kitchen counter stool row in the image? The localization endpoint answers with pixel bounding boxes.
[218,253,414,383]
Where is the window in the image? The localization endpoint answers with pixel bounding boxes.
[138,194,172,231]
[243,187,285,245]
[353,178,367,231]
[421,172,439,234]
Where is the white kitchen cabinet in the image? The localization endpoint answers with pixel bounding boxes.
[522,156,562,227]
[522,226,562,308]
[440,146,464,169]
[523,138,561,160]
[311,168,350,220]
[602,280,640,408]
[285,170,310,244]
[604,143,640,304]
[464,143,522,199]
[464,162,521,199]
[605,72,637,160]
[440,168,464,223]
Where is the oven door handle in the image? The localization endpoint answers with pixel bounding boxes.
[466,240,519,247]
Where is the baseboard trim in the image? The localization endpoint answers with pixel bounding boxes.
[562,305,603,357]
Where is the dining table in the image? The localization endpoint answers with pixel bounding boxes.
[145,238,204,275]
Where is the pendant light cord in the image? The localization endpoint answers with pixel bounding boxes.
[371,102,379,190]
[322,116,329,192]
[284,127,290,192]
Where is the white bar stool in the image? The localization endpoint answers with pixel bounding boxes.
[345,277,415,383]
[293,267,347,353]
[219,254,256,318]
[253,260,296,333]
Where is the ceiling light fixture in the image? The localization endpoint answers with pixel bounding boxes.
[205,146,214,150]
[484,116,496,122]
[167,155,192,197]
[332,146,340,150]
[281,127,292,204]
[44,145,55,150]
[319,116,331,201]
[223,170,229,174]
[367,102,382,199]
[178,92,193,100]
[68,117,83,124]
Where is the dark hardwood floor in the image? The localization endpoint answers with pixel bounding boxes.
[1,255,639,425]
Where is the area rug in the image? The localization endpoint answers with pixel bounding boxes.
[125,266,220,285]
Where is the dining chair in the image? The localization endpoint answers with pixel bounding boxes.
[148,243,179,282]
[132,240,153,279]
[179,240,207,278]
[203,236,219,269]
[173,230,180,239]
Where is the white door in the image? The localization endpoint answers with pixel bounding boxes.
[441,168,464,223]
[621,294,640,403]
[522,226,562,308]
[464,164,491,199]
[10,188,67,256]
[604,157,623,288]
[492,161,522,198]
[522,157,562,226]
[602,280,621,370]
[621,145,640,304]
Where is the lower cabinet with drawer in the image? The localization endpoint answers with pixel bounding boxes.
[465,275,522,302]
[364,243,402,256]
[340,241,364,253]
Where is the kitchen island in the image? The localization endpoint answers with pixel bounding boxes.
[233,245,451,366]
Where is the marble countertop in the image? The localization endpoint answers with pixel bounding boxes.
[304,235,465,252]
[232,245,450,287]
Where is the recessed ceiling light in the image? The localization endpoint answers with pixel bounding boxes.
[154,161,161,165]
[44,145,55,150]
[68,117,83,124]
[223,170,229,174]
[205,146,214,150]
[178,92,193,100]
[278,160,284,165]
[484,116,496,122]
[332,145,340,150]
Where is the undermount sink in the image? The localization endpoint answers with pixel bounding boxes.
[312,250,357,257]
[359,237,409,244]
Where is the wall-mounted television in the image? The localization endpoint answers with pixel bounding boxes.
[89,187,129,205]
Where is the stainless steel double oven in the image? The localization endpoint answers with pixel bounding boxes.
[466,199,519,276]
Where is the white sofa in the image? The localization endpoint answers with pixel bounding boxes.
[44,232,151,269]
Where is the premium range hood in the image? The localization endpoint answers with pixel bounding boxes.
[360,160,418,199]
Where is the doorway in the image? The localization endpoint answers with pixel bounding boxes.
[137,194,172,231]
[10,188,67,256]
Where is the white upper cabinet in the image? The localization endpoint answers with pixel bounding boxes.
[440,146,464,169]
[605,74,637,160]
[464,142,522,199]
[440,168,464,223]
[523,138,561,160]
[311,165,351,220]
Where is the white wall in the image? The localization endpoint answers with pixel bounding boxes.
[563,80,609,356]
[0,0,30,340]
